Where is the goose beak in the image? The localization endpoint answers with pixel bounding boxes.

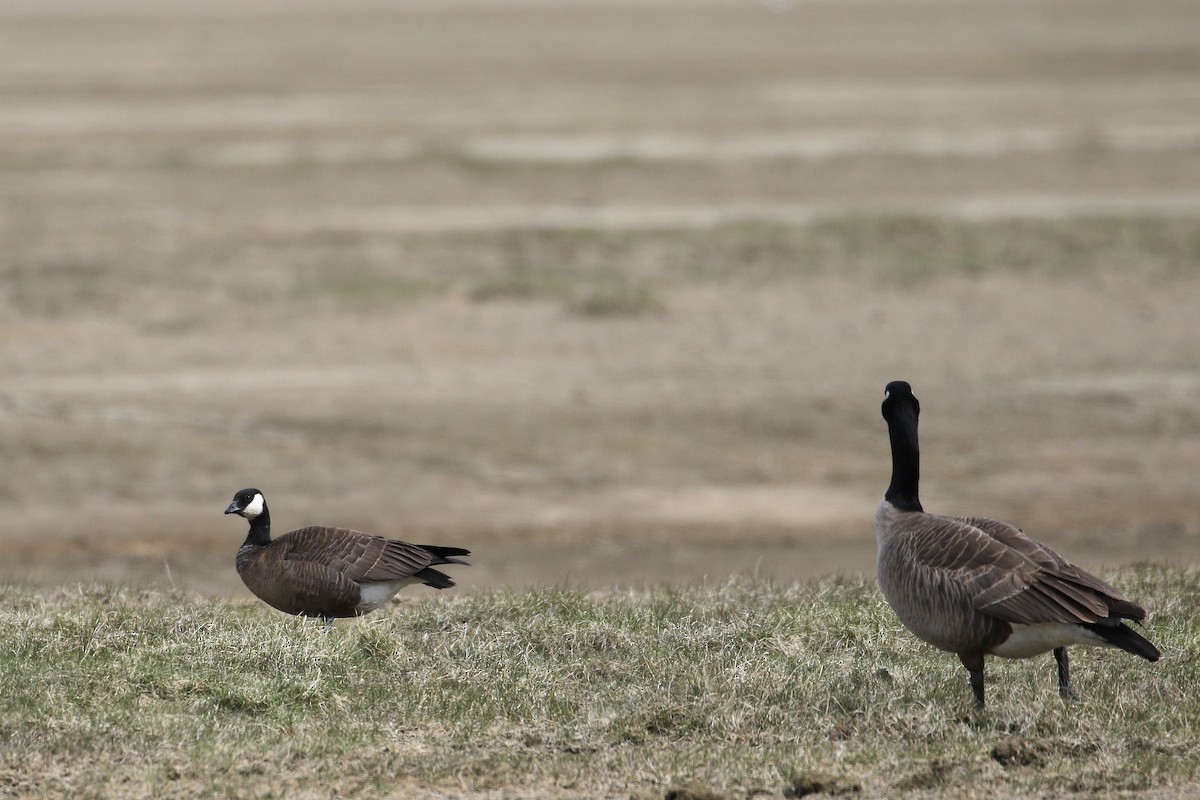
[224,502,242,515]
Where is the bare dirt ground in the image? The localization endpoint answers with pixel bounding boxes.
[2,0,1199,601]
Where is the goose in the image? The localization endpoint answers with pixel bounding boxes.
[224,488,470,621]
[875,381,1159,707]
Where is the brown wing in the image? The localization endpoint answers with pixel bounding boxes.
[909,514,1145,626]
[278,558,362,613]
[277,526,436,582]
[957,517,1066,569]
[956,515,1146,623]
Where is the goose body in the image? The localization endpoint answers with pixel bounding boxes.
[225,488,469,621]
[876,381,1159,707]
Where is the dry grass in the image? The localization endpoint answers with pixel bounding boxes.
[0,568,1194,799]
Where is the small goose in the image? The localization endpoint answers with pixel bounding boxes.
[225,488,470,621]
[876,381,1159,707]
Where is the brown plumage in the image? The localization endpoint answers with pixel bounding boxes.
[876,381,1158,707]
[225,488,469,621]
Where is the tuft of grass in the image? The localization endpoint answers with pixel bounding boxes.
[1,567,1197,799]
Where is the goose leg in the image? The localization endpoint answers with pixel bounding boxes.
[1054,646,1077,700]
[959,652,986,708]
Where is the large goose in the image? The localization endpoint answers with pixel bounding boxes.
[876,381,1159,707]
[225,488,470,621]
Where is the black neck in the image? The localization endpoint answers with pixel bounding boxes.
[242,505,272,548]
[884,403,924,513]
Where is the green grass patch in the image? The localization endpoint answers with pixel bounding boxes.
[568,276,665,317]
[1,566,1195,798]
[467,262,578,303]
[451,214,1200,317]
[288,262,438,309]
[6,215,1197,324]
[450,215,1200,312]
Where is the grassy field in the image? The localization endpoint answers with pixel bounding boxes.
[2,566,1194,799]
[3,1,1200,796]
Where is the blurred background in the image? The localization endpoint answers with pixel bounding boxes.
[2,0,1199,599]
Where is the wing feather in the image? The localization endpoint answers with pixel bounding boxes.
[279,526,436,582]
[279,558,361,611]
[900,514,1145,626]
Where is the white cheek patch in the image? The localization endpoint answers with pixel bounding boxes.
[241,493,265,519]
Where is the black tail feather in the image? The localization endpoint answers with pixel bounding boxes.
[415,544,470,588]
[420,544,471,566]
[1085,621,1161,662]
[414,567,457,590]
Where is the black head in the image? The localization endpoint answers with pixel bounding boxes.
[225,488,266,519]
[882,380,919,419]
